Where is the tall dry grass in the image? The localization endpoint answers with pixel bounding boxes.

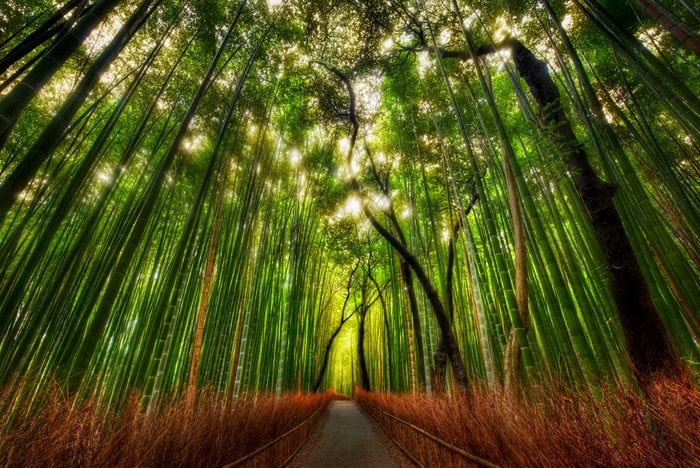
[357,378,700,467]
[0,383,332,467]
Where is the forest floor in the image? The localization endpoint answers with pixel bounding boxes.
[290,400,408,467]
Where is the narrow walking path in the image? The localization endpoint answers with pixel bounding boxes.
[303,400,399,468]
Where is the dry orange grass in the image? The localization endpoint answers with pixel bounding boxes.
[357,378,700,467]
[0,384,332,467]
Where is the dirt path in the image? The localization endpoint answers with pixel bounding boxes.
[301,400,400,467]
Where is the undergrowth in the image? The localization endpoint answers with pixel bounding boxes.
[356,378,700,467]
[0,384,332,467]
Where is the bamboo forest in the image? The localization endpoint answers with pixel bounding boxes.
[0,0,698,466]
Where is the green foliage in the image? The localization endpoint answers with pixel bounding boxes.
[0,0,697,410]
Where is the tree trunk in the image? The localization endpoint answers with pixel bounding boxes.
[505,38,680,387]
[399,259,426,389]
[368,271,393,390]
[229,263,249,395]
[501,138,529,393]
[383,203,427,390]
[400,265,419,393]
[186,171,227,412]
[314,314,351,392]
[435,191,478,392]
[364,207,470,391]
[316,60,470,392]
[432,339,448,394]
[358,307,371,391]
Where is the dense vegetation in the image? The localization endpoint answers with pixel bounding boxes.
[0,0,697,441]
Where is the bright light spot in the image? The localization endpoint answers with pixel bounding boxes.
[401,207,412,219]
[344,195,363,216]
[439,29,451,45]
[375,152,386,164]
[332,195,362,223]
[602,106,614,123]
[417,50,432,77]
[638,27,662,50]
[382,37,394,53]
[338,137,351,154]
[497,49,512,60]
[357,219,371,234]
[493,15,514,42]
[349,157,362,177]
[441,229,450,242]
[463,10,480,29]
[85,17,124,58]
[99,70,114,84]
[355,74,382,117]
[561,14,573,31]
[267,0,283,9]
[418,100,431,113]
[289,148,302,167]
[372,194,391,211]
[182,135,204,152]
[97,171,111,183]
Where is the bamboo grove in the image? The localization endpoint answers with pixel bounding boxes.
[0,0,697,412]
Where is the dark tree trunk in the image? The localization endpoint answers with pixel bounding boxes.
[432,339,448,393]
[314,318,348,392]
[503,38,680,387]
[358,306,371,391]
[316,60,470,392]
[399,259,426,389]
[421,24,681,388]
[363,208,470,392]
[368,271,393,390]
[435,192,478,393]
[433,222,461,393]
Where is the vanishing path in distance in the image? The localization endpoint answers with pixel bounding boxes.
[303,400,399,468]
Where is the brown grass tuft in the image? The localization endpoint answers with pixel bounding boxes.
[356,378,700,467]
[0,384,332,467]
